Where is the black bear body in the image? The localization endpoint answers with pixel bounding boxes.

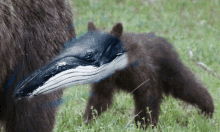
[84,22,214,129]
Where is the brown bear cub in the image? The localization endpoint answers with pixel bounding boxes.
[84,22,214,129]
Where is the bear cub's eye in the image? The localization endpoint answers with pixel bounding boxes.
[85,52,94,60]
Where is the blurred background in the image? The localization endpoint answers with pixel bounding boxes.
[55,0,220,131]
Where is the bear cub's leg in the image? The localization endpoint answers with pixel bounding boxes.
[84,80,115,123]
[132,82,163,129]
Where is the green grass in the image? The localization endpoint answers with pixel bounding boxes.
[54,0,220,131]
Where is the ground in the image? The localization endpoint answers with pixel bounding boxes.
[53,0,220,131]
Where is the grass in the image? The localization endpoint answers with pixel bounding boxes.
[54,0,220,131]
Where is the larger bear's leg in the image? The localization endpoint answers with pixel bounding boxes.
[4,91,63,132]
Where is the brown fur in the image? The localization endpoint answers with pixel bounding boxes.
[0,0,75,131]
[84,23,214,129]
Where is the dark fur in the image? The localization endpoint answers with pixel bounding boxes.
[84,23,214,129]
[0,0,75,131]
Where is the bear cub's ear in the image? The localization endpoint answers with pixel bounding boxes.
[87,21,97,32]
[110,23,123,38]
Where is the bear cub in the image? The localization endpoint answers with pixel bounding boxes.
[84,22,214,129]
